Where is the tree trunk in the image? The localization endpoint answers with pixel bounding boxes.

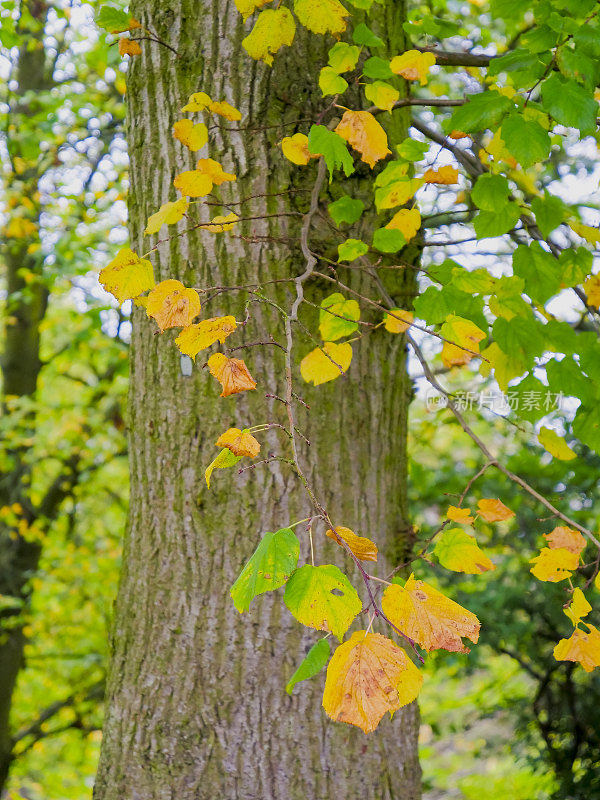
[94,2,420,798]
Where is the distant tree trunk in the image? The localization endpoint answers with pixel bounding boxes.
[94,2,420,798]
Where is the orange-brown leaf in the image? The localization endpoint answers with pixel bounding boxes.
[381,575,480,653]
[422,165,459,184]
[544,526,586,556]
[446,506,474,525]
[322,631,423,733]
[326,526,378,562]
[215,428,260,458]
[118,37,142,56]
[477,498,514,523]
[208,353,257,397]
[334,110,391,168]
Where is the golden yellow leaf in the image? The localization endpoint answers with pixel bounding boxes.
[385,208,421,242]
[477,498,514,522]
[99,248,155,304]
[570,221,600,245]
[174,316,237,359]
[544,526,586,557]
[322,631,423,733]
[242,8,296,65]
[181,91,212,112]
[434,528,495,574]
[384,309,413,334]
[446,506,474,524]
[554,624,600,672]
[300,342,352,386]
[234,0,272,20]
[215,428,260,458]
[294,0,349,35]
[173,170,213,198]
[281,133,312,165]
[335,110,391,168]
[423,165,459,185]
[326,526,378,562]
[530,547,579,582]
[538,427,576,461]
[441,315,486,369]
[118,37,142,56]
[144,197,189,235]
[375,178,424,210]
[209,100,242,121]
[583,274,600,308]
[172,119,209,151]
[365,81,399,112]
[208,353,257,397]
[382,575,480,653]
[146,279,202,332]
[564,588,591,625]
[195,158,236,185]
[390,50,436,86]
[200,213,239,233]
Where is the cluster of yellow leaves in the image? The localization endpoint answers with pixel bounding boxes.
[390,50,436,86]
[182,91,242,121]
[173,158,236,199]
[335,110,390,168]
[208,353,257,397]
[326,526,378,562]
[530,526,586,582]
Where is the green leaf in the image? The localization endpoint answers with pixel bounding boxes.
[396,138,429,162]
[352,22,384,47]
[283,564,362,641]
[328,195,365,226]
[512,242,562,303]
[557,47,600,89]
[328,42,360,73]
[307,125,354,181]
[319,67,348,96]
[450,267,497,294]
[96,5,130,32]
[573,25,600,57]
[493,315,543,374]
[372,227,406,253]
[319,292,360,341]
[473,203,521,238]
[285,638,330,694]
[338,238,369,262]
[573,406,600,453]
[413,285,487,329]
[488,49,548,77]
[501,114,551,169]
[363,56,394,79]
[449,91,513,133]
[230,527,300,613]
[531,193,566,238]
[540,74,599,134]
[471,174,510,212]
[558,247,592,287]
[205,448,242,489]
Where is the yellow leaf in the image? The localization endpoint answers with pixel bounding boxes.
[173,170,213,198]
[281,133,312,165]
[181,92,241,120]
[322,631,423,733]
[215,428,260,458]
[205,448,242,489]
[477,498,514,522]
[242,8,296,65]
[208,353,257,397]
[422,165,459,185]
[530,547,579,582]
[570,221,600,245]
[382,575,480,653]
[583,274,600,308]
[99,248,155,304]
[554,624,600,672]
[172,119,209,151]
[118,37,142,56]
[174,316,237,359]
[440,314,486,369]
[446,506,474,525]
[326,526,378,562]
[300,342,352,386]
[390,50,436,86]
[564,588,591,625]
[365,81,399,112]
[434,528,495,574]
[234,0,272,20]
[538,427,576,461]
[195,158,236,185]
[294,0,349,34]
[4,218,37,238]
[144,197,189,235]
[385,208,421,242]
[146,279,201,332]
[209,100,242,121]
[484,130,517,169]
[335,110,391,168]
[384,308,413,334]
[200,213,239,233]
[544,526,586,557]
[181,91,212,112]
[375,178,424,210]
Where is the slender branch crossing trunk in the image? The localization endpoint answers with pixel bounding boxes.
[95,2,420,798]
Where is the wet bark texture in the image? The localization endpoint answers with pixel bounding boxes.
[94,2,420,798]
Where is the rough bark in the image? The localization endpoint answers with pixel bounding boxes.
[94,2,420,798]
